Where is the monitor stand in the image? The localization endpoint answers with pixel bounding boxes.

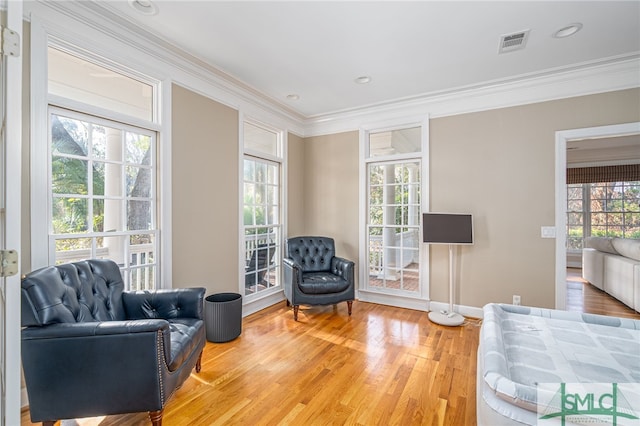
[428,244,465,327]
[428,310,465,326]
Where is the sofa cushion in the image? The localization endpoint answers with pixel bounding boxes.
[604,254,636,309]
[166,318,205,371]
[584,236,618,254]
[612,238,640,261]
[582,248,605,290]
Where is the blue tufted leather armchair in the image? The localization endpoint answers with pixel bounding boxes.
[20,259,206,426]
[283,236,355,321]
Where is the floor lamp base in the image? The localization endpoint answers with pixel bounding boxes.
[428,310,465,326]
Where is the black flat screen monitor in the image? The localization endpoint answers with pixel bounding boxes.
[422,213,474,245]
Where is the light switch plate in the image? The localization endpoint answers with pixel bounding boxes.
[541,226,556,238]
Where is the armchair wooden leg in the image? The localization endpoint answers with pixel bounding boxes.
[149,409,163,426]
[42,421,57,426]
[347,300,353,316]
[286,299,290,307]
[293,305,299,321]
[195,350,203,373]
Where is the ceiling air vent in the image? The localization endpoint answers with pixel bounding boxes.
[498,30,530,54]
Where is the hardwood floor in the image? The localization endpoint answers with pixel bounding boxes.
[22,302,481,426]
[21,271,640,426]
[566,268,640,319]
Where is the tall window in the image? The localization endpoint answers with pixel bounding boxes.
[46,46,159,290]
[365,127,422,295]
[243,122,282,297]
[567,181,640,250]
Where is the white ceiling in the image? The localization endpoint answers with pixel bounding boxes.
[95,1,640,119]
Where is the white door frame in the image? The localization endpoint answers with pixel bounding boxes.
[1,0,23,424]
[554,121,640,310]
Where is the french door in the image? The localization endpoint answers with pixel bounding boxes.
[366,160,422,295]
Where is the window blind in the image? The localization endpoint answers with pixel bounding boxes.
[567,164,640,184]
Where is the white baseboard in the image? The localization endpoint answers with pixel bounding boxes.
[429,301,484,319]
[242,288,484,319]
[357,290,429,311]
[242,290,285,317]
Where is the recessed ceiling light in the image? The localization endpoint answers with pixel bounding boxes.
[553,23,583,38]
[129,0,158,16]
[286,94,300,101]
[355,76,372,84]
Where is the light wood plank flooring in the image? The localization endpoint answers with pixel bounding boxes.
[566,268,640,319]
[21,271,640,426]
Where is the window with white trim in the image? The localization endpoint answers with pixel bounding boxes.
[567,181,640,250]
[46,46,159,290]
[243,121,283,297]
[365,126,423,295]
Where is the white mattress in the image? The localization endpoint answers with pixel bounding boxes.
[477,303,640,426]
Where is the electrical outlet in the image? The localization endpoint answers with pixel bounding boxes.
[513,295,521,305]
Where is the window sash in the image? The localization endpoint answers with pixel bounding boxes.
[566,181,640,250]
[49,107,158,290]
[366,160,421,294]
[243,155,282,297]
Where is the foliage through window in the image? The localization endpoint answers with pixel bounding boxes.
[567,181,640,250]
[50,110,157,290]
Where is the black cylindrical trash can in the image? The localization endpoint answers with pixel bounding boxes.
[204,293,242,342]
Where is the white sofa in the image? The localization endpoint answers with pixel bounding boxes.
[582,236,640,312]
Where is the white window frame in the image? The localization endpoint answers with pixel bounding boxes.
[30,22,172,288]
[358,117,430,311]
[567,180,640,252]
[239,116,286,307]
[48,107,158,290]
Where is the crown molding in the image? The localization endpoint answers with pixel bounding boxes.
[26,0,307,135]
[303,56,640,137]
[25,1,639,139]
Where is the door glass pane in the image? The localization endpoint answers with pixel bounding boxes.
[244,122,279,156]
[48,47,154,122]
[366,160,421,294]
[369,127,421,157]
[54,237,92,264]
[98,235,126,266]
[243,156,281,297]
[52,115,88,155]
[52,157,88,194]
[52,197,89,233]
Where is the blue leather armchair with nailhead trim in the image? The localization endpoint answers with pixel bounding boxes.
[283,236,355,321]
[20,259,205,426]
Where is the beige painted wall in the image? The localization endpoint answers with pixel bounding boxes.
[430,88,640,309]
[287,132,306,237]
[298,89,639,310]
[300,131,360,282]
[171,84,239,294]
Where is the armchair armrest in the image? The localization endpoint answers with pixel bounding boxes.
[283,258,302,279]
[283,257,302,271]
[123,287,205,320]
[21,319,170,340]
[21,320,172,417]
[283,258,302,301]
[331,256,354,280]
